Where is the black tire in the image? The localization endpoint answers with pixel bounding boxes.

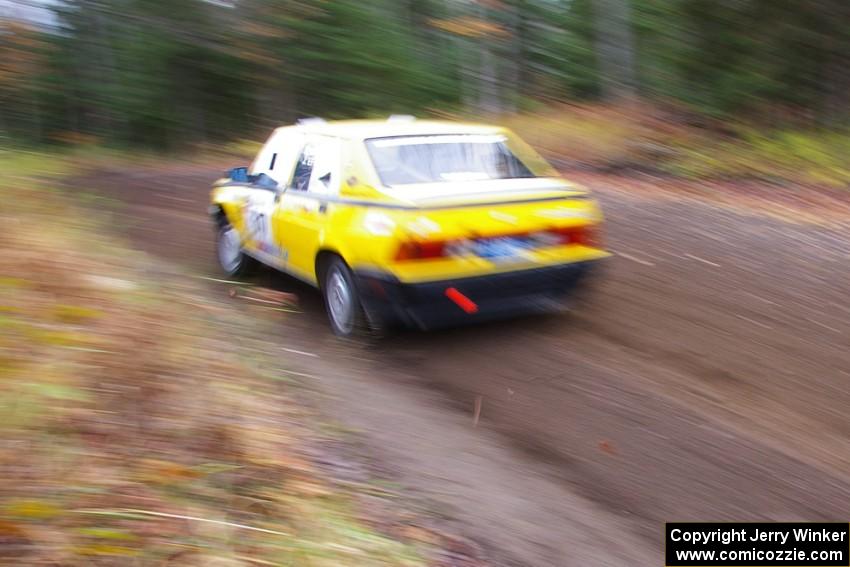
[321,257,369,338]
[216,224,256,277]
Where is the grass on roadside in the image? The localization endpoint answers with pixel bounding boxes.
[499,104,850,188]
[0,153,432,566]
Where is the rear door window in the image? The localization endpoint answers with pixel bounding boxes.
[289,136,341,195]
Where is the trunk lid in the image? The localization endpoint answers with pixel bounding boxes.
[380,177,586,209]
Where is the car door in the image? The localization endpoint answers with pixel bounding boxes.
[278,135,342,283]
[240,131,304,266]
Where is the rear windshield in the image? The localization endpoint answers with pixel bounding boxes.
[365,134,535,186]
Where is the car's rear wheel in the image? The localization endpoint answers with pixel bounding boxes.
[322,257,368,338]
[216,224,255,276]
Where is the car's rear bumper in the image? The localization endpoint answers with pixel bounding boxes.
[354,260,599,330]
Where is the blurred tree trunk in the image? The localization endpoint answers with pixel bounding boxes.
[820,0,850,126]
[478,42,501,114]
[92,7,124,137]
[501,0,523,114]
[476,0,500,115]
[590,0,637,102]
[443,0,478,113]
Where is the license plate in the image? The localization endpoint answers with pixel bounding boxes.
[473,237,533,260]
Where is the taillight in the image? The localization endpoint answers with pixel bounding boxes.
[579,225,602,248]
[549,225,602,248]
[395,240,446,261]
[394,224,602,261]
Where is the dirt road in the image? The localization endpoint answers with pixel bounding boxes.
[76,166,850,566]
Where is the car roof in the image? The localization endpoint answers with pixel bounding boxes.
[274,118,506,141]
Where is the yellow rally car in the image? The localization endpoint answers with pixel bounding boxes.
[210,117,609,337]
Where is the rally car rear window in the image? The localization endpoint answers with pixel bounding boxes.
[366,134,535,186]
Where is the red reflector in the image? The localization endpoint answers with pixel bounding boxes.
[445,287,478,314]
[368,278,387,298]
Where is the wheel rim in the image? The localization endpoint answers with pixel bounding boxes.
[327,268,354,334]
[218,228,242,273]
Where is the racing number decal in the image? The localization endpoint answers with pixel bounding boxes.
[245,207,270,243]
[242,193,278,256]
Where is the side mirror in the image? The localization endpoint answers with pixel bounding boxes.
[253,172,278,189]
[227,166,249,182]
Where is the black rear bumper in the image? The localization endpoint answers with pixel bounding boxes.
[354,261,598,330]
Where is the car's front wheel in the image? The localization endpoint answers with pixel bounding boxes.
[322,257,368,338]
[216,224,255,276]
